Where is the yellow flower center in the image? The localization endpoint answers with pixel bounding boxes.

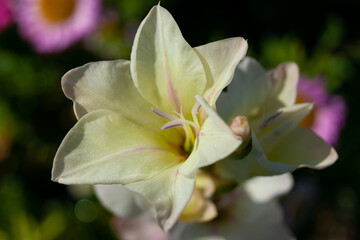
[41,0,75,22]
[152,103,201,153]
[296,93,316,128]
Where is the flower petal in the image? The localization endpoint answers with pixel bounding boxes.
[112,214,168,240]
[265,62,299,114]
[61,60,178,137]
[172,188,295,240]
[253,103,313,152]
[180,96,242,177]
[130,5,207,117]
[219,132,292,180]
[267,126,338,170]
[243,173,294,203]
[125,165,195,232]
[52,109,183,185]
[217,57,270,123]
[94,184,151,218]
[214,157,250,183]
[194,37,248,107]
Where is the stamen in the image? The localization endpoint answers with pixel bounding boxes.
[192,102,201,127]
[152,107,178,121]
[161,119,184,130]
[152,102,202,153]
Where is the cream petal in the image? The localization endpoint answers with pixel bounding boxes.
[62,60,142,120]
[126,165,195,232]
[180,96,242,177]
[194,37,248,107]
[52,109,183,185]
[238,132,292,178]
[267,126,338,170]
[217,57,270,123]
[254,103,313,152]
[61,60,183,144]
[172,189,295,240]
[265,62,299,114]
[131,5,207,118]
[94,184,151,218]
[243,173,294,203]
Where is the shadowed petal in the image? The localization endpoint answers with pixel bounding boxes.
[94,184,151,218]
[267,126,338,170]
[217,57,270,123]
[265,62,299,114]
[254,103,313,152]
[126,165,195,232]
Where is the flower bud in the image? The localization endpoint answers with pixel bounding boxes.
[229,116,252,160]
[230,116,250,140]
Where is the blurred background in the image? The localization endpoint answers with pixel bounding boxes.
[0,0,359,239]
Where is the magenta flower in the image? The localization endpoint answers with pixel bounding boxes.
[15,0,101,53]
[0,0,12,32]
[297,76,346,145]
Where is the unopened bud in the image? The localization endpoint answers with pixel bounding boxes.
[230,116,250,140]
[229,116,252,160]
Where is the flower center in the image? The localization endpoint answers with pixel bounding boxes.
[41,0,75,22]
[152,103,201,153]
[296,93,316,128]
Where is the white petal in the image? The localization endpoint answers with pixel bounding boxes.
[217,57,270,123]
[94,184,151,218]
[195,38,248,107]
[131,5,206,118]
[254,103,313,152]
[267,126,338,170]
[180,96,242,177]
[265,62,299,114]
[126,165,196,232]
[171,189,295,240]
[243,173,294,203]
[52,109,183,185]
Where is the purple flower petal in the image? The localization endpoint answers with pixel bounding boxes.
[297,75,346,145]
[0,0,12,32]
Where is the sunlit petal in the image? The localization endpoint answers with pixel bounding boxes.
[131,5,207,118]
[52,109,183,184]
[195,38,248,107]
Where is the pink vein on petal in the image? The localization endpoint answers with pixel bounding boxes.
[60,146,174,178]
[173,169,179,184]
[164,53,181,112]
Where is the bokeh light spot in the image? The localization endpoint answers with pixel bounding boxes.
[74,199,97,223]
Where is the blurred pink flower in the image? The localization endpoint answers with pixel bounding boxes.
[297,76,346,145]
[112,215,168,240]
[0,0,12,32]
[15,0,101,53]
